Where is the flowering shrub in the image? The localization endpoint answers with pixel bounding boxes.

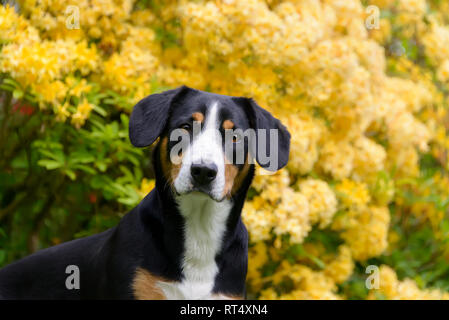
[1,0,449,299]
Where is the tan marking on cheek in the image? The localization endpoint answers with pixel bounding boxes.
[223,163,239,198]
[192,112,204,123]
[160,137,171,183]
[222,120,234,130]
[223,154,251,198]
[159,137,183,187]
[232,161,250,195]
[133,267,168,300]
[170,156,182,183]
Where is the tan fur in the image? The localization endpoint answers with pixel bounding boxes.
[222,119,234,130]
[223,156,250,198]
[132,267,167,300]
[232,161,250,195]
[132,267,244,300]
[192,112,204,123]
[223,161,239,198]
[160,136,182,187]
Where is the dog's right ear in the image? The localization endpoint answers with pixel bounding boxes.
[129,85,189,147]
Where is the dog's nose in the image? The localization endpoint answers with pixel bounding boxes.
[191,163,217,186]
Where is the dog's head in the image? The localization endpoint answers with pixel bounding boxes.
[129,86,290,201]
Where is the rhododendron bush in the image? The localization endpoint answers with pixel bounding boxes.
[1,0,449,299]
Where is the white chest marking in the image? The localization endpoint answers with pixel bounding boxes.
[157,193,232,300]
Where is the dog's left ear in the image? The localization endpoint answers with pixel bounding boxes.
[129,85,190,147]
[235,97,291,171]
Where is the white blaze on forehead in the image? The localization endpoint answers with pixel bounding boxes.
[173,101,226,201]
[191,102,220,164]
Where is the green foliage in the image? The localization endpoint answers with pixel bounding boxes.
[0,77,163,266]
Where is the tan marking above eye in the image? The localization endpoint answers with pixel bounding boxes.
[223,120,234,130]
[192,112,204,123]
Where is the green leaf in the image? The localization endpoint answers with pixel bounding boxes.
[93,105,107,117]
[71,164,97,175]
[13,89,24,99]
[3,78,20,87]
[37,149,64,162]
[64,169,76,180]
[68,150,95,164]
[37,159,63,170]
[96,161,108,172]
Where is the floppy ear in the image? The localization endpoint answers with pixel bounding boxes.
[238,98,291,171]
[129,85,189,147]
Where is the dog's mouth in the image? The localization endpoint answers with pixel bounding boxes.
[191,186,221,201]
[191,184,211,195]
[176,185,224,202]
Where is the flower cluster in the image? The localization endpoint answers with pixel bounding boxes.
[368,266,449,300]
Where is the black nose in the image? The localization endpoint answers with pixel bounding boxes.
[191,163,217,186]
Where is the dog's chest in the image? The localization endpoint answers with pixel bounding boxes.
[159,194,232,300]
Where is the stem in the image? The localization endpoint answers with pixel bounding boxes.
[0,91,12,157]
[27,175,65,252]
[0,192,27,222]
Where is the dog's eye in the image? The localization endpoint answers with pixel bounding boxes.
[232,133,240,143]
[180,123,191,131]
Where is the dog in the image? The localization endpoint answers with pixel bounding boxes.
[0,86,290,299]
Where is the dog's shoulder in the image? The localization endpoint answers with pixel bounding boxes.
[0,227,117,299]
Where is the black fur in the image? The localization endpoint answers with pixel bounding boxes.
[0,86,289,299]
[232,97,291,171]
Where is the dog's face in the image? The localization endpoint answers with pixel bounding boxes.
[164,92,252,201]
[129,86,290,201]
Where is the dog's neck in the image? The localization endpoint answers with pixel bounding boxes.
[174,193,232,296]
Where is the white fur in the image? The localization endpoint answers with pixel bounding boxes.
[173,102,226,201]
[157,192,232,299]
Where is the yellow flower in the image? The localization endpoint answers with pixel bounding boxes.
[32,80,67,108]
[352,137,386,180]
[319,140,355,180]
[335,179,371,209]
[242,200,274,242]
[368,266,449,300]
[284,114,323,175]
[137,178,155,199]
[247,242,268,292]
[338,206,390,261]
[437,60,449,82]
[77,99,94,116]
[0,5,40,44]
[422,23,449,65]
[54,102,71,122]
[273,189,310,244]
[324,245,354,284]
[298,179,337,228]
[68,78,93,98]
[71,111,87,129]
